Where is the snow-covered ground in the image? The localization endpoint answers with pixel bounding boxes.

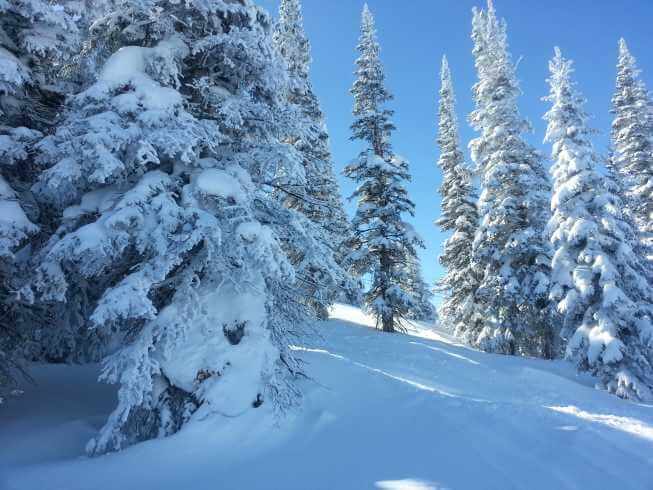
[2,304,652,490]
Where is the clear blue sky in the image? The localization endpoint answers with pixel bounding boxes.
[264,0,653,303]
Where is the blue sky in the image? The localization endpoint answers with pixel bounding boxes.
[264,0,653,303]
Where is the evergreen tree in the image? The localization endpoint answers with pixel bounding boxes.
[57,0,116,90]
[468,1,553,357]
[545,47,653,401]
[345,4,423,333]
[0,0,78,400]
[33,0,323,454]
[435,55,480,336]
[611,39,653,259]
[0,125,39,402]
[403,254,437,323]
[0,0,79,126]
[273,0,358,311]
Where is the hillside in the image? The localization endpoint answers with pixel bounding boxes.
[1,304,652,490]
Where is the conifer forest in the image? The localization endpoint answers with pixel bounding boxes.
[1,1,652,489]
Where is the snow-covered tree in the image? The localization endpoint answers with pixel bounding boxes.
[273,0,357,311]
[0,127,40,402]
[403,254,437,323]
[0,0,78,399]
[611,39,653,260]
[467,1,553,357]
[435,55,480,336]
[32,0,324,454]
[273,0,311,86]
[545,47,653,401]
[57,0,116,90]
[345,4,423,333]
[0,0,80,123]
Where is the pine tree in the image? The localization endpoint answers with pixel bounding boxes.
[403,254,437,323]
[435,55,480,336]
[345,4,423,333]
[272,0,358,311]
[611,39,653,259]
[0,0,78,400]
[468,1,553,357]
[0,0,80,125]
[57,0,117,91]
[545,47,653,401]
[32,0,322,454]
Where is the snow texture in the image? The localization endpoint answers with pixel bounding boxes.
[1,305,652,490]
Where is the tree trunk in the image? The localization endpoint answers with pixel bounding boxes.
[380,250,394,333]
[541,322,555,360]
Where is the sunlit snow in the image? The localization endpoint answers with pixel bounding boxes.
[1,304,652,490]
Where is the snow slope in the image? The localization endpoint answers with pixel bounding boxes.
[1,304,652,490]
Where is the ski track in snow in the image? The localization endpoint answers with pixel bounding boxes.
[1,304,652,490]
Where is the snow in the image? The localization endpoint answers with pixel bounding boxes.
[0,175,39,255]
[0,176,14,199]
[97,43,183,112]
[0,46,29,88]
[155,288,273,415]
[99,38,187,86]
[0,200,33,231]
[375,480,443,490]
[235,220,263,242]
[195,168,245,203]
[100,46,148,84]
[1,304,652,490]
[62,188,122,220]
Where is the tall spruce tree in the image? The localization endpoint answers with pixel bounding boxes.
[435,55,480,336]
[545,48,653,401]
[0,0,78,400]
[611,39,653,260]
[468,1,553,357]
[273,0,358,311]
[32,0,327,454]
[345,4,423,333]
